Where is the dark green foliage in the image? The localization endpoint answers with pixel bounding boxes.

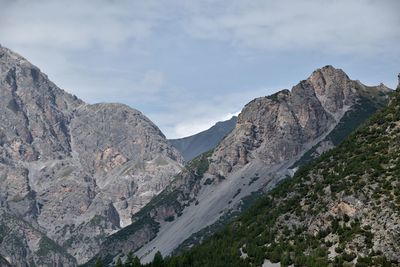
[126,252,141,267]
[115,258,123,267]
[164,216,175,222]
[292,93,388,168]
[103,91,399,267]
[186,150,213,179]
[85,150,215,266]
[37,236,66,257]
[154,91,398,266]
[94,259,104,267]
[152,251,163,267]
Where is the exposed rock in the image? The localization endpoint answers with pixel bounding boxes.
[0,45,183,265]
[89,66,391,265]
[170,116,237,161]
[0,206,77,266]
[140,87,400,266]
[209,66,363,177]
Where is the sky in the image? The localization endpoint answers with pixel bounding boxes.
[0,0,399,138]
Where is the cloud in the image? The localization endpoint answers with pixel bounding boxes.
[5,0,397,56]
[1,0,398,140]
[184,0,400,55]
[148,87,268,138]
[0,0,167,51]
[173,110,240,138]
[141,70,166,93]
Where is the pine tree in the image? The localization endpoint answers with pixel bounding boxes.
[126,251,142,267]
[95,259,104,267]
[152,251,163,267]
[115,257,123,267]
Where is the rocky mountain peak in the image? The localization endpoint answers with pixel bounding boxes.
[0,45,183,265]
[209,66,388,178]
[307,65,355,115]
[0,44,31,67]
[85,66,392,265]
[0,46,84,162]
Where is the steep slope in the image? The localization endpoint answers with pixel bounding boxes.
[169,116,237,161]
[153,78,400,267]
[0,45,183,265]
[0,206,77,266]
[87,66,391,265]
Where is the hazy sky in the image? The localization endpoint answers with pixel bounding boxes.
[1,0,399,138]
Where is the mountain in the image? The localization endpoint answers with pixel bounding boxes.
[87,66,391,265]
[151,77,400,267]
[0,45,183,265]
[0,206,77,266]
[169,116,237,161]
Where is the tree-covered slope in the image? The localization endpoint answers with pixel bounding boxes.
[111,87,400,267]
[292,84,390,168]
[87,67,392,266]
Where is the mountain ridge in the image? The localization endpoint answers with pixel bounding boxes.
[87,65,391,265]
[169,116,237,161]
[0,45,184,266]
[151,80,400,267]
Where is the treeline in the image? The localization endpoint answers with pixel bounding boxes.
[95,91,400,267]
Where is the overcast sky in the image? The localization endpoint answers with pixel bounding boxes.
[1,0,399,138]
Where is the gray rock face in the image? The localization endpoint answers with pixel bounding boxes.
[0,45,183,265]
[169,116,237,161]
[92,66,390,264]
[209,66,360,177]
[0,206,77,267]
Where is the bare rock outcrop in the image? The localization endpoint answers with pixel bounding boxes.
[209,66,388,177]
[0,45,183,265]
[91,66,391,265]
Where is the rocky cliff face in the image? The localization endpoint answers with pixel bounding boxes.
[0,206,77,266]
[0,45,183,265]
[160,85,400,267]
[170,116,237,161]
[208,66,375,177]
[89,66,390,265]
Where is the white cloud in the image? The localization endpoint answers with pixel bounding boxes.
[149,87,268,138]
[184,0,400,55]
[173,110,240,138]
[1,0,398,140]
[141,70,166,93]
[0,0,162,51]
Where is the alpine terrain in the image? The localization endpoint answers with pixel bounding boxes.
[169,116,237,161]
[137,75,400,267]
[88,66,391,265]
[0,45,184,266]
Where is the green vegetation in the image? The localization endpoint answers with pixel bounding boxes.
[103,90,400,266]
[85,150,215,266]
[186,150,213,179]
[293,93,388,168]
[37,236,69,259]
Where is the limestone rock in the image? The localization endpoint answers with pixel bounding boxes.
[0,45,183,265]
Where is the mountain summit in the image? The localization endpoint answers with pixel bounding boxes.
[89,65,391,265]
[160,79,400,267]
[0,45,183,265]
